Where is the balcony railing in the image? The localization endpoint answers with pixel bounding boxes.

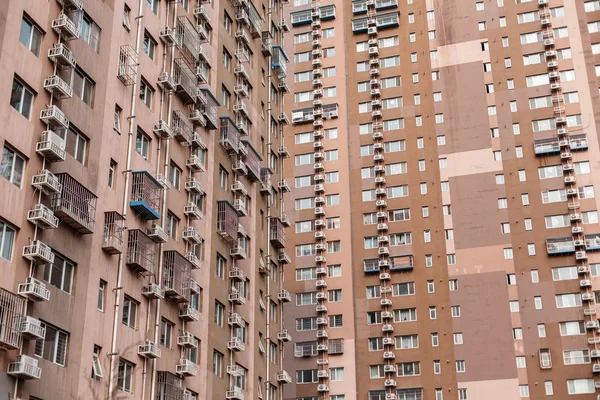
[198,88,219,129]
[174,58,198,105]
[270,217,286,249]
[291,108,315,124]
[126,229,156,276]
[364,258,380,273]
[163,250,193,303]
[271,46,289,78]
[0,289,25,349]
[260,167,273,196]
[130,171,163,220]
[546,236,575,254]
[102,211,124,254]
[534,138,560,155]
[172,110,193,144]
[51,173,97,234]
[570,134,588,151]
[217,200,240,243]
[177,16,201,64]
[156,372,184,399]
[241,139,261,181]
[220,117,241,153]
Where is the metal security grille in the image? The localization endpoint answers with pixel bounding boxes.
[156,371,184,400]
[0,289,25,349]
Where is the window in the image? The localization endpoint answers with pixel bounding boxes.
[556,293,582,308]
[122,296,138,328]
[212,350,223,376]
[135,130,150,159]
[10,77,34,119]
[325,150,338,161]
[19,16,43,57]
[454,333,463,344]
[223,49,232,71]
[504,248,513,259]
[214,301,225,325]
[34,322,69,366]
[534,296,543,309]
[329,314,343,327]
[513,328,523,339]
[564,349,591,365]
[526,74,550,87]
[113,105,122,133]
[326,217,340,230]
[509,301,519,313]
[221,86,231,108]
[139,79,153,108]
[560,321,585,336]
[519,385,529,398]
[456,360,466,373]
[567,379,595,394]
[219,166,228,189]
[449,280,458,291]
[330,367,344,381]
[143,31,156,60]
[169,162,182,190]
[398,362,420,376]
[97,280,106,312]
[322,28,334,38]
[79,13,101,53]
[160,319,173,348]
[431,333,439,346]
[328,289,342,302]
[92,345,103,379]
[0,145,25,188]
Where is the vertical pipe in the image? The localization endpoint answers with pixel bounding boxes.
[107,0,145,397]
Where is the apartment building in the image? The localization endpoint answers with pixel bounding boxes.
[0,0,293,398]
[283,0,600,399]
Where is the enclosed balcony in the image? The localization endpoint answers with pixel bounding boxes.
[130,171,163,220]
[320,4,336,19]
[0,289,25,349]
[292,108,315,124]
[177,16,202,64]
[174,59,198,105]
[546,236,575,255]
[241,140,262,182]
[570,134,588,151]
[198,88,219,129]
[117,44,138,86]
[36,130,66,162]
[220,117,241,154]
[352,17,369,33]
[126,229,156,276]
[534,137,560,155]
[260,167,273,196]
[172,110,193,144]
[48,43,76,69]
[364,258,380,273]
[375,0,398,10]
[102,212,124,254]
[323,103,339,119]
[156,372,184,400]
[389,254,414,271]
[270,217,286,249]
[586,233,600,251]
[163,250,193,303]
[271,46,289,78]
[377,12,399,28]
[50,173,97,234]
[291,9,312,26]
[217,200,240,243]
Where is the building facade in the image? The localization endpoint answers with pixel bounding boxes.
[284,0,600,399]
[0,0,292,398]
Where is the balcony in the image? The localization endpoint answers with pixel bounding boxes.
[102,211,124,254]
[138,340,161,359]
[27,204,59,230]
[22,240,54,264]
[126,230,156,276]
[52,13,79,41]
[8,355,41,380]
[142,283,164,299]
[586,234,600,251]
[176,359,197,377]
[173,59,198,105]
[197,88,219,129]
[18,277,50,302]
[364,259,380,273]
[220,117,241,154]
[377,11,399,28]
[172,110,193,144]
[48,43,76,69]
[177,16,202,64]
[40,105,69,130]
[241,140,262,182]
[546,237,575,254]
[51,173,97,234]
[320,4,336,19]
[179,305,200,321]
[272,46,289,78]
[44,75,72,99]
[130,171,163,220]
[570,134,588,151]
[217,200,240,243]
[262,35,273,56]
[534,138,560,155]
[20,316,45,340]
[291,9,312,26]
[163,250,193,303]
[270,217,286,248]
[117,44,138,86]
[36,130,66,162]
[389,255,414,271]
